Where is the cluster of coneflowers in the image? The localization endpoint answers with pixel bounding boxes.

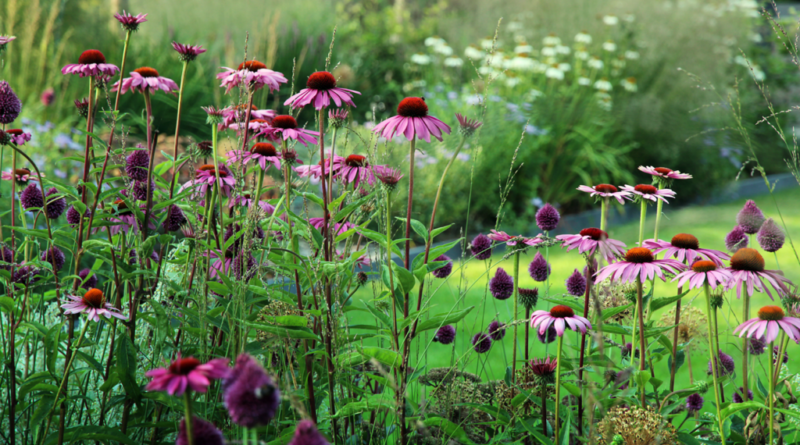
[0,9,798,445]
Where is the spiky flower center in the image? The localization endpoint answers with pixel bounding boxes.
[758,305,785,321]
[306,71,337,90]
[271,115,297,129]
[345,154,368,167]
[691,260,717,273]
[134,67,159,77]
[397,97,428,118]
[6,129,23,136]
[82,288,106,309]
[78,49,106,65]
[238,60,267,71]
[113,199,131,215]
[196,141,213,152]
[169,357,202,375]
[594,184,618,193]
[671,233,699,250]
[730,247,765,272]
[15,168,30,176]
[197,164,228,178]
[251,142,277,157]
[654,167,673,175]
[530,358,557,376]
[625,247,654,263]
[634,184,658,195]
[580,227,607,241]
[250,118,269,124]
[550,304,575,318]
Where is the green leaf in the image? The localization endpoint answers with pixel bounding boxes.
[601,303,633,322]
[415,306,475,333]
[677,432,702,445]
[333,396,394,418]
[720,401,765,421]
[243,321,320,340]
[360,347,401,368]
[396,217,429,242]
[0,296,15,313]
[541,297,584,313]
[43,425,137,445]
[114,334,141,403]
[421,417,476,445]
[430,224,454,240]
[649,290,689,312]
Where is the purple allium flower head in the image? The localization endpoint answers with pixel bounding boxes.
[0,81,22,124]
[566,269,587,296]
[757,218,785,253]
[125,150,150,181]
[732,387,753,404]
[78,268,97,289]
[20,184,44,210]
[686,393,704,413]
[528,252,551,282]
[488,321,506,341]
[0,245,13,270]
[132,180,153,201]
[433,325,456,344]
[749,337,766,355]
[44,187,66,219]
[707,351,735,377]
[536,203,560,231]
[12,265,40,285]
[113,11,147,32]
[288,420,330,445]
[622,342,640,359]
[519,287,539,309]
[163,204,187,232]
[773,345,789,365]
[737,200,766,235]
[470,233,492,260]
[537,324,557,344]
[223,354,281,428]
[40,246,65,272]
[432,255,453,279]
[490,267,514,300]
[471,332,492,353]
[66,205,90,228]
[224,223,265,251]
[725,225,749,253]
[176,416,225,445]
[172,42,206,62]
[232,251,257,281]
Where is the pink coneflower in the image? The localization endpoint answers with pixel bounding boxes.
[62,49,119,78]
[179,164,236,198]
[2,168,43,185]
[294,153,344,179]
[217,60,287,94]
[258,115,319,147]
[105,199,157,236]
[202,106,226,125]
[734,305,800,344]
[0,129,32,146]
[335,154,389,187]
[228,142,281,172]
[621,184,675,203]
[638,166,692,180]
[61,288,127,322]
[643,233,730,266]
[205,249,254,279]
[221,105,275,128]
[529,357,558,384]
[329,109,349,128]
[74,98,90,118]
[40,88,55,106]
[376,167,404,192]
[487,230,545,248]
[309,216,355,236]
[595,247,685,283]
[114,11,147,32]
[372,97,451,143]
[556,228,626,262]
[0,36,16,48]
[530,304,592,336]
[172,42,206,62]
[145,354,230,396]
[577,184,631,204]
[225,118,273,135]
[673,260,733,290]
[284,71,360,110]
[455,113,483,138]
[230,194,276,214]
[113,67,179,95]
[725,247,791,299]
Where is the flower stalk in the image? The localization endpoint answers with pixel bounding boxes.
[703,283,727,445]
[168,60,189,199]
[554,336,564,444]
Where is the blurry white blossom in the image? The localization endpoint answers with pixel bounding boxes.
[594,78,613,91]
[444,56,463,67]
[514,42,533,54]
[574,31,592,44]
[465,45,485,59]
[602,40,617,52]
[578,76,591,86]
[434,45,454,56]
[546,65,565,80]
[603,15,619,25]
[425,36,446,47]
[543,34,562,46]
[621,77,637,92]
[411,53,431,65]
[625,50,640,60]
[480,38,496,50]
[588,57,604,70]
[541,46,557,57]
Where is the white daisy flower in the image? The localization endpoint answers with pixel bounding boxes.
[556,45,571,55]
[434,45,454,56]
[425,36,446,47]
[624,50,640,60]
[543,34,562,46]
[588,57,604,70]
[541,46,557,57]
[602,40,617,52]
[465,45,485,59]
[515,43,533,54]
[480,38,496,50]
[578,76,591,86]
[621,77,637,92]
[546,65,565,80]
[594,78,613,91]
[411,53,431,65]
[444,56,463,67]
[575,31,592,44]
[603,15,619,25]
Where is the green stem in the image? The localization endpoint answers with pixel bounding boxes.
[769,338,775,445]
[600,197,608,232]
[742,295,750,400]
[703,283,727,445]
[773,332,789,383]
[210,124,225,244]
[512,251,520,380]
[653,198,663,243]
[169,61,189,199]
[638,200,647,245]
[635,279,646,406]
[554,335,564,443]
[183,392,194,445]
[385,193,399,353]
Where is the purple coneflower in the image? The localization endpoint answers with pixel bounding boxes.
[372,97,451,143]
[734,305,800,344]
[736,200,766,235]
[488,321,506,340]
[259,115,320,146]
[556,228,627,262]
[757,218,785,253]
[230,194,275,214]
[672,260,733,290]
[733,387,753,404]
[329,109,349,128]
[577,184,631,204]
[455,113,482,138]
[0,36,16,51]
[638,166,692,181]
[145,354,230,396]
[40,246,65,272]
[288,420,330,445]
[228,142,281,172]
[519,287,539,309]
[1,168,42,186]
[0,81,22,124]
[535,203,560,231]
[74,98,90,118]
[621,184,676,203]
[566,269,587,296]
[105,199,157,236]
[433,325,456,344]
[294,153,344,179]
[180,164,236,198]
[78,268,97,290]
[44,188,66,219]
[530,304,592,336]
[224,354,281,427]
[125,149,150,181]
[113,67,178,95]
[40,88,55,106]
[61,288,127,322]
[20,184,44,211]
[336,154,389,187]
[488,229,544,248]
[284,71,360,110]
[490,267,514,300]
[686,393,704,413]
[376,167,403,192]
[706,351,735,377]
[470,233,492,260]
[309,216,355,236]
[172,41,206,62]
[528,252,551,282]
[530,357,558,384]
[114,11,147,32]
[163,205,187,232]
[431,255,453,279]
[644,233,729,266]
[221,105,274,128]
[61,49,119,78]
[0,129,32,146]
[217,60,287,94]
[471,332,492,353]
[595,247,685,283]
[726,248,791,299]
[725,225,749,253]
[177,417,225,445]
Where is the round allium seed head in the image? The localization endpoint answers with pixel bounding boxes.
[78,268,97,290]
[66,205,90,228]
[224,354,281,427]
[535,203,560,231]
[736,200,766,234]
[0,245,13,270]
[471,332,492,353]
[40,246,65,272]
[132,180,153,201]
[537,324,557,344]
[470,233,492,260]
[749,337,766,355]
[707,351,735,377]
[177,416,225,445]
[528,252,550,282]
[519,287,539,310]
[433,325,456,344]
[773,345,789,365]
[431,255,453,279]
[490,267,514,300]
[0,81,22,124]
[733,387,753,404]
[74,98,90,118]
[488,321,506,341]
[12,265,40,285]
[397,97,428,118]
[725,225,749,253]
[20,184,44,210]
[163,205,187,232]
[288,420,330,445]
[44,187,66,219]
[125,150,150,181]
[566,269,587,296]
[757,217,785,253]
[686,393,704,413]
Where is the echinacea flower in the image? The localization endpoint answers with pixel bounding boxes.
[2,168,42,186]
[294,153,344,179]
[638,166,692,181]
[146,354,230,396]
[229,194,275,215]
[0,129,32,146]
[577,184,631,204]
[566,269,587,296]
[528,252,551,282]
[431,255,453,278]
[757,218,785,253]
[177,417,225,445]
[113,67,179,95]
[490,267,514,300]
[308,216,355,236]
[529,356,558,385]
[556,228,627,262]
[40,245,65,272]
[0,81,22,124]
[644,233,730,266]
[40,88,55,106]
[470,233,493,260]
[172,42,206,62]
[595,247,685,283]
[114,11,147,32]
[376,167,403,192]
[488,320,506,340]
[621,184,675,203]
[736,200,766,234]
[221,104,275,128]
[61,49,119,78]
[217,60,287,94]
[329,109,349,128]
[74,98,90,118]
[472,332,492,353]
[104,199,157,236]
[726,247,791,299]
[258,115,319,146]
[488,230,544,248]
[530,304,592,336]
[519,287,539,310]
[706,351,735,377]
[433,325,456,344]
[223,354,281,428]
[535,203,560,231]
[725,225,749,253]
[672,260,732,290]
[180,164,236,198]
[455,113,482,138]
[734,305,800,344]
[0,35,16,52]
[228,142,281,172]
[686,393,704,413]
[61,288,127,322]
[288,420,330,445]
[284,71,360,110]
[335,154,389,187]
[372,97,451,143]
